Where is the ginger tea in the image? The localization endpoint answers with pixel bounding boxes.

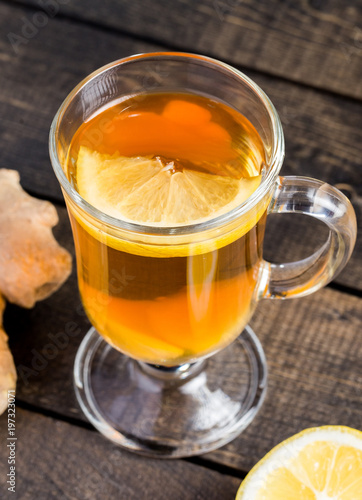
[66,92,267,365]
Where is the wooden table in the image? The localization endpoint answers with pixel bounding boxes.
[1,1,361,498]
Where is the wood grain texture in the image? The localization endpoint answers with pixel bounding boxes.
[0,408,241,499]
[1,0,361,490]
[0,3,361,289]
[4,209,362,472]
[0,3,161,201]
[216,290,362,469]
[1,2,362,200]
[13,0,362,99]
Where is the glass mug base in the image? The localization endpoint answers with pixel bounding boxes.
[74,325,267,458]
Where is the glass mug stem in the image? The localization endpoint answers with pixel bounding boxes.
[139,360,205,381]
[259,176,356,300]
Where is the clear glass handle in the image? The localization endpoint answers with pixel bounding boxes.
[260,176,357,299]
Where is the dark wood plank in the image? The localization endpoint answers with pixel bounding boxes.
[214,290,362,469]
[4,208,362,472]
[13,0,362,99]
[0,3,162,201]
[0,407,241,499]
[0,3,361,288]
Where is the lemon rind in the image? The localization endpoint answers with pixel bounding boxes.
[236,425,362,499]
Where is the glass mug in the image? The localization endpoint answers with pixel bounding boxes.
[49,53,356,457]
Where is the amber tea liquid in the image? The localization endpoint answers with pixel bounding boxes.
[66,92,267,365]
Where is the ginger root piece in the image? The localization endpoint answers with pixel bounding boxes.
[0,294,16,415]
[0,169,72,308]
[0,169,72,414]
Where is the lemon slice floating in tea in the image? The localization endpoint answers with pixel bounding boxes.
[76,146,261,225]
[236,426,362,500]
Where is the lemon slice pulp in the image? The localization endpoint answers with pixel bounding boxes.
[236,426,362,500]
[76,146,261,226]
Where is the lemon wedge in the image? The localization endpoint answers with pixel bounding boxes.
[76,146,261,226]
[236,426,362,500]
